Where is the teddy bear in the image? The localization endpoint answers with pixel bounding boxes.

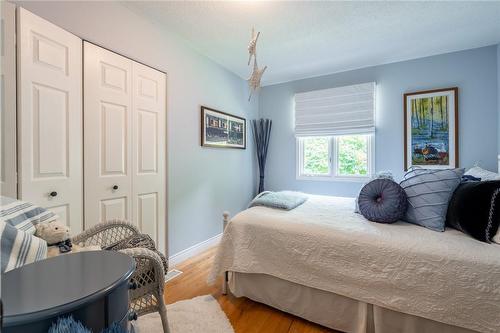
[35,220,100,257]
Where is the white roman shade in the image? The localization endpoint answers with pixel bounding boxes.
[294,82,376,136]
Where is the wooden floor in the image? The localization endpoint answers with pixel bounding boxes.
[164,247,336,333]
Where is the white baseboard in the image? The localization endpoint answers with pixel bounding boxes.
[168,233,222,267]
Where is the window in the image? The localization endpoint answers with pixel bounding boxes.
[302,136,330,176]
[294,82,376,181]
[297,134,373,180]
[337,135,369,176]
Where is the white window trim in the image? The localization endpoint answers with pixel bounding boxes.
[296,134,375,182]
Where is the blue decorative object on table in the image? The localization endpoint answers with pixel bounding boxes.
[358,179,407,223]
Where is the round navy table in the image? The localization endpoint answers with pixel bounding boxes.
[1,251,135,333]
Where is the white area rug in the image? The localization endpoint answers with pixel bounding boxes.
[134,295,234,333]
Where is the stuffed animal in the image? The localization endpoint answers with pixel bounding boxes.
[35,220,100,257]
[35,220,71,250]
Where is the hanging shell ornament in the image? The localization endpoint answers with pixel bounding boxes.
[247,27,266,101]
[247,27,260,65]
[247,58,267,101]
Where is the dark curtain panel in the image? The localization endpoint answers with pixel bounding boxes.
[252,119,272,193]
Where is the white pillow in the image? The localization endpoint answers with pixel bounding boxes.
[464,166,500,181]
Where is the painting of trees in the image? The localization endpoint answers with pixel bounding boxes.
[411,95,449,138]
[405,88,458,170]
[409,94,450,165]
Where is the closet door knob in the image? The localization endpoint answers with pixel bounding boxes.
[49,191,58,197]
[112,185,119,190]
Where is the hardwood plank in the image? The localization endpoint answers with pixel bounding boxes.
[164,247,337,333]
[289,319,335,333]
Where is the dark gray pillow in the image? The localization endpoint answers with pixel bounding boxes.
[358,179,408,223]
[400,168,464,231]
[354,171,394,213]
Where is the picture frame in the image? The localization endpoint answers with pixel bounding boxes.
[200,106,246,149]
[403,87,458,170]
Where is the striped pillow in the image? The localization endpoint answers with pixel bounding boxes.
[1,221,47,273]
[0,196,58,234]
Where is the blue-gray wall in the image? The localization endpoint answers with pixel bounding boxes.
[7,2,500,256]
[259,46,498,197]
[15,1,259,256]
[498,43,500,154]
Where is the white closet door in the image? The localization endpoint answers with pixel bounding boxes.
[1,2,17,198]
[84,42,133,228]
[17,8,83,234]
[132,62,166,253]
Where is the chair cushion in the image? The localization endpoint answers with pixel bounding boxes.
[358,179,407,223]
[446,180,500,242]
[400,168,464,231]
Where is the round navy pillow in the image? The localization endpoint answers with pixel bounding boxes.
[358,178,407,223]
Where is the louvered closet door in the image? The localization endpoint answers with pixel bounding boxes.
[17,8,83,233]
[132,62,166,253]
[1,2,17,198]
[84,42,133,228]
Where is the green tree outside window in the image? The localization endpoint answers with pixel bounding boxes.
[337,135,368,176]
[303,137,329,175]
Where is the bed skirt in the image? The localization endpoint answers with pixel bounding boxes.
[228,272,475,333]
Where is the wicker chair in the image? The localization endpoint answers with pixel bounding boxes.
[72,219,169,333]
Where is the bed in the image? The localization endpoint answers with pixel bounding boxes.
[209,195,500,333]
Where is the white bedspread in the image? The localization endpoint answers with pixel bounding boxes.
[209,195,500,333]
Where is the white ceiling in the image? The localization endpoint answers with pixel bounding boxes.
[124,1,500,86]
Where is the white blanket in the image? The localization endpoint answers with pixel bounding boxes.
[209,195,500,333]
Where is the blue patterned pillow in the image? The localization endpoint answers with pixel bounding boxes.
[400,168,464,231]
[354,171,394,213]
[358,179,407,223]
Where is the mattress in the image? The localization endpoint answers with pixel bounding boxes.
[209,195,500,333]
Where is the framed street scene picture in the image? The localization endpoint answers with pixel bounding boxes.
[201,106,246,149]
[404,87,458,170]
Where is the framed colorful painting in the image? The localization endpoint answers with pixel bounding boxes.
[404,87,458,170]
[201,106,246,149]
